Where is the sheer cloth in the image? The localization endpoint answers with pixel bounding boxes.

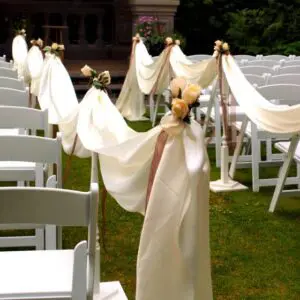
[12,35,28,78]
[39,55,213,299]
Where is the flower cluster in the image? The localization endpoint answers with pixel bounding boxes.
[43,43,65,56]
[166,77,202,124]
[81,65,111,91]
[30,38,44,49]
[16,29,26,37]
[135,16,159,39]
[213,40,230,57]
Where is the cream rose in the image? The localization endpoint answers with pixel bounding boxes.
[175,39,181,46]
[170,77,187,98]
[222,42,229,51]
[81,65,93,77]
[165,37,173,45]
[172,98,189,119]
[182,84,202,104]
[51,43,58,50]
[37,38,44,48]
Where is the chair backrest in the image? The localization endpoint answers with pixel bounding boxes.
[0,77,25,90]
[257,84,300,105]
[0,106,48,133]
[240,65,274,75]
[0,61,13,69]
[234,54,257,61]
[267,74,300,85]
[244,74,267,86]
[282,60,300,67]
[0,67,18,78]
[278,65,300,74]
[0,181,98,299]
[247,60,281,67]
[188,54,211,62]
[0,87,29,107]
[0,134,62,187]
[262,55,287,61]
[0,55,5,61]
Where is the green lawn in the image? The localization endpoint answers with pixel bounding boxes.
[41,120,300,299]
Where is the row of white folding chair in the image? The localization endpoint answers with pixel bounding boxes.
[229,84,300,192]
[0,106,61,250]
[0,87,30,107]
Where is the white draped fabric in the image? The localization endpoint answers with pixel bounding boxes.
[223,55,300,134]
[116,41,217,121]
[38,54,78,124]
[51,82,212,299]
[12,35,28,78]
[24,45,44,96]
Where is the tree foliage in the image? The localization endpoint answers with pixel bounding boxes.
[175,0,300,55]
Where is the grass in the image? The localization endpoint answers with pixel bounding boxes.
[2,119,300,299]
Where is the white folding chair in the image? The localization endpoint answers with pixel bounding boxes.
[278,65,300,74]
[234,54,258,61]
[0,76,25,90]
[240,65,275,75]
[0,61,13,69]
[230,84,300,192]
[262,55,288,61]
[0,132,62,250]
[0,67,18,78]
[0,87,29,107]
[0,182,98,300]
[267,74,300,85]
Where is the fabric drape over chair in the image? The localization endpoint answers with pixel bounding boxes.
[223,55,300,134]
[54,83,213,299]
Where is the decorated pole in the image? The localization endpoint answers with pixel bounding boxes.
[210,40,248,192]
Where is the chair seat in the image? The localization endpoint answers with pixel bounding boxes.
[275,141,300,162]
[0,249,74,299]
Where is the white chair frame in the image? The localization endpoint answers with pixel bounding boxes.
[0,131,62,251]
[0,181,98,300]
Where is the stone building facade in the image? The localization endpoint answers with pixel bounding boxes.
[0,0,179,59]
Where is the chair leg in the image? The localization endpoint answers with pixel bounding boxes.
[251,122,260,192]
[229,117,248,178]
[269,135,299,212]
